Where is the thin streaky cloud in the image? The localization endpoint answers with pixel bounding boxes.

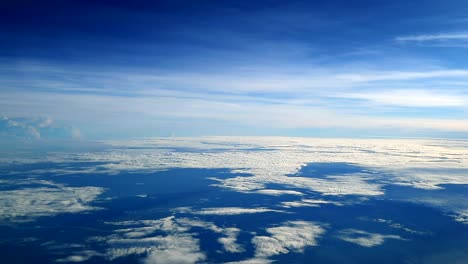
[396,33,468,42]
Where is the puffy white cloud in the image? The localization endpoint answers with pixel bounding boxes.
[144,247,206,264]
[84,216,244,262]
[0,186,105,223]
[0,115,81,140]
[252,221,326,258]
[217,227,244,253]
[96,217,206,262]
[337,229,406,247]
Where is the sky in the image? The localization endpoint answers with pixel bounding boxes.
[1,0,468,140]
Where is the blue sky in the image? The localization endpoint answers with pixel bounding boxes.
[1,0,468,140]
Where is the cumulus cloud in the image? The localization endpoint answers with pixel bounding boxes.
[252,221,326,258]
[217,227,244,253]
[337,229,406,247]
[0,116,41,139]
[97,217,206,262]
[84,216,244,262]
[0,115,83,140]
[144,248,206,264]
[0,186,105,222]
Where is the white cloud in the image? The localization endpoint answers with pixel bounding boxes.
[334,89,466,107]
[337,229,406,247]
[252,221,325,258]
[0,115,82,140]
[396,33,468,42]
[183,207,287,216]
[0,186,105,223]
[254,189,304,196]
[281,199,342,208]
[371,218,426,235]
[105,234,205,263]
[384,167,468,190]
[4,59,468,135]
[87,216,245,262]
[56,250,103,263]
[225,258,273,264]
[3,88,468,134]
[211,173,383,197]
[5,137,468,225]
[98,217,207,262]
[336,70,468,82]
[217,227,244,253]
[143,246,206,264]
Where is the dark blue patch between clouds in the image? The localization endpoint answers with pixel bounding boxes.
[1,162,468,263]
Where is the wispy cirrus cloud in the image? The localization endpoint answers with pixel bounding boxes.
[2,60,468,138]
[396,33,468,42]
[332,89,466,107]
[175,207,287,216]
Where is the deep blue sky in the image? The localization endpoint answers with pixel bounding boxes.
[1,0,468,139]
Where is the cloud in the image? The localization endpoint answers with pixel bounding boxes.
[83,216,244,262]
[252,221,326,258]
[371,218,426,235]
[336,229,406,247]
[225,258,273,264]
[176,207,287,216]
[3,59,468,136]
[0,116,41,139]
[0,186,105,223]
[280,199,343,208]
[333,89,466,107]
[254,189,304,196]
[396,33,468,42]
[385,167,468,190]
[98,217,207,262]
[38,116,54,128]
[5,137,468,224]
[211,173,383,197]
[56,250,103,263]
[0,115,83,140]
[217,227,244,253]
[71,127,83,140]
[143,247,206,264]
[336,70,468,82]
